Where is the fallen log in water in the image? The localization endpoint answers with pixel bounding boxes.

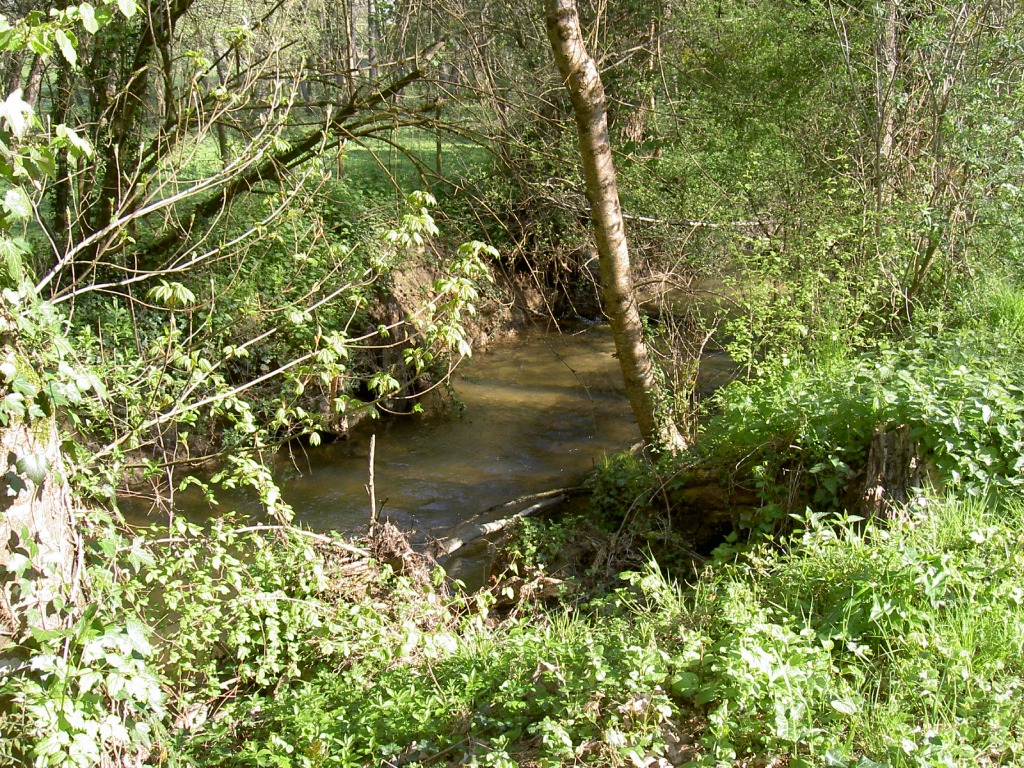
[429,486,586,558]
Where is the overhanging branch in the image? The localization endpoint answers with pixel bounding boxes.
[142,41,446,262]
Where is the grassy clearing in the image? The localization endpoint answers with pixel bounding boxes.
[341,129,494,200]
[152,127,493,204]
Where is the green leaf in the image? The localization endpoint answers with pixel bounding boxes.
[830,698,859,715]
[5,551,30,578]
[3,187,31,221]
[79,3,99,33]
[78,669,103,694]
[56,124,94,159]
[854,759,891,768]
[116,0,137,18]
[126,620,152,656]
[15,450,50,485]
[0,23,15,54]
[27,146,56,178]
[0,237,25,281]
[54,28,77,67]
[26,33,51,57]
[11,373,36,398]
[147,279,196,308]
[0,90,33,139]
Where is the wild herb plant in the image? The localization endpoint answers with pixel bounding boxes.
[698,325,1024,527]
[1,505,344,766]
[682,496,1024,766]
[179,581,684,768]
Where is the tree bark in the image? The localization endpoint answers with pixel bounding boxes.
[1,420,80,655]
[544,0,683,450]
[874,0,899,209]
[340,0,358,93]
[859,424,930,520]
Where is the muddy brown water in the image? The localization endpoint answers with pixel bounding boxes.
[125,326,735,584]
[281,328,638,536]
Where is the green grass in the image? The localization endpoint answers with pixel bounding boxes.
[178,579,683,767]
[681,495,1024,766]
[153,125,494,206]
[342,129,494,199]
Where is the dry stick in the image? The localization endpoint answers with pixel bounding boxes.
[367,434,378,538]
[137,526,371,559]
[234,526,370,558]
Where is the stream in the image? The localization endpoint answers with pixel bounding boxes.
[130,326,733,585]
[282,327,637,534]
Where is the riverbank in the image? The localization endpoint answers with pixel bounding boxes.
[146,488,1024,768]
[9,290,1024,767]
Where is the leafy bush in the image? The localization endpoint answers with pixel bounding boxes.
[177,579,688,768]
[1,513,338,767]
[623,493,1024,767]
[701,327,1024,520]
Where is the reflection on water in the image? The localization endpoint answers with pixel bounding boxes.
[122,326,739,585]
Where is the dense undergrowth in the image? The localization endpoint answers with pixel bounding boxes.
[41,492,1018,768]
[9,232,1024,766]
[11,297,1024,766]
[9,274,1024,765]
[5,0,1024,764]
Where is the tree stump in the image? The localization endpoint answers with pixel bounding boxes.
[860,424,929,520]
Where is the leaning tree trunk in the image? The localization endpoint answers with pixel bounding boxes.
[544,0,684,450]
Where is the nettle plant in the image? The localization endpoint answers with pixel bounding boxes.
[1,529,167,768]
[2,504,340,767]
[703,327,1024,522]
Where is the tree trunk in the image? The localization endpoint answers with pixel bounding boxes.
[1,420,80,656]
[544,0,684,450]
[213,52,232,168]
[51,63,74,251]
[87,0,198,239]
[859,424,931,520]
[340,0,358,93]
[874,0,899,208]
[3,50,24,97]
[368,0,379,82]
[22,54,45,108]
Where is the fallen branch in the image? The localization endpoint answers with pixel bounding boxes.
[430,487,586,558]
[231,525,370,558]
[481,486,585,514]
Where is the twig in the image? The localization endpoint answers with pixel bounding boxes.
[367,434,378,538]
[234,525,370,558]
[137,526,371,559]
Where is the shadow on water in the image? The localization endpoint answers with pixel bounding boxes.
[123,327,637,529]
